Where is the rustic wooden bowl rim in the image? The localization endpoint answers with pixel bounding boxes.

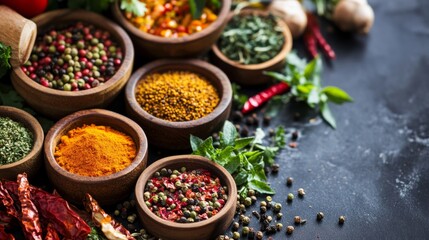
[0,106,44,170]
[44,109,148,183]
[212,8,293,70]
[112,0,232,44]
[125,59,232,128]
[12,9,134,97]
[135,154,237,229]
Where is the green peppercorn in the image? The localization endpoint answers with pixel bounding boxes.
[260,206,267,213]
[180,166,186,173]
[276,212,283,220]
[49,45,56,53]
[127,215,136,223]
[160,168,168,176]
[247,189,255,197]
[214,201,221,209]
[91,38,99,45]
[114,210,120,216]
[145,201,151,207]
[232,221,240,231]
[266,196,272,202]
[251,196,257,204]
[77,41,85,49]
[242,226,250,236]
[276,223,283,231]
[244,197,252,207]
[273,203,282,212]
[71,48,78,57]
[286,177,293,186]
[260,201,267,207]
[266,215,272,222]
[242,216,250,226]
[232,232,240,240]
[287,193,294,202]
[109,46,116,53]
[63,83,71,91]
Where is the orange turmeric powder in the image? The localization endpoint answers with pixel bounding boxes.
[54,124,136,177]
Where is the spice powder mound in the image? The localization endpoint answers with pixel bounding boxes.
[135,71,220,121]
[54,124,136,177]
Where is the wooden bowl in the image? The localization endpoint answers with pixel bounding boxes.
[44,109,148,206]
[11,9,134,119]
[135,155,237,240]
[112,0,231,58]
[0,106,44,180]
[125,59,232,150]
[211,9,293,86]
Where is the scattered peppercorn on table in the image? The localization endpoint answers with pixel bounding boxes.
[1,0,429,239]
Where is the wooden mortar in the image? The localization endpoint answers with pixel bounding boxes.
[0,5,37,68]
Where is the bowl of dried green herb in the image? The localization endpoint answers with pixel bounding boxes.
[125,59,232,150]
[211,9,292,86]
[0,106,44,180]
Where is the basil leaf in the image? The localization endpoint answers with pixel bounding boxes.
[249,179,275,195]
[224,155,240,174]
[190,135,203,152]
[221,121,237,146]
[234,170,248,186]
[320,102,337,129]
[234,137,254,150]
[189,0,206,19]
[304,57,317,80]
[307,88,320,107]
[252,128,265,145]
[120,0,146,17]
[263,71,290,82]
[322,86,353,104]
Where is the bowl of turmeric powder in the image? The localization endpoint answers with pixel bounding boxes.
[44,109,148,206]
[125,59,232,150]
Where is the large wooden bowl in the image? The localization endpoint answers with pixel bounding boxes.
[44,109,148,206]
[211,9,293,86]
[11,9,134,119]
[112,0,231,58]
[0,106,44,180]
[125,59,232,150]
[135,155,237,240]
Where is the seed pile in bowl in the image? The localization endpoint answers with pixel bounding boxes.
[123,0,220,37]
[218,13,285,65]
[21,22,123,91]
[135,71,220,121]
[144,167,228,223]
[0,117,33,165]
[54,124,136,177]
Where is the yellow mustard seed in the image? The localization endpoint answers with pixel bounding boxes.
[135,71,220,122]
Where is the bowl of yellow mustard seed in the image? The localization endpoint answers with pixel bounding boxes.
[0,106,44,180]
[125,59,232,150]
[44,109,148,206]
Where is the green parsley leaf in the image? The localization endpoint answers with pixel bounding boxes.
[0,42,12,79]
[120,0,147,17]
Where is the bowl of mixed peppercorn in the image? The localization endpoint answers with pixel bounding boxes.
[0,106,44,180]
[212,8,293,86]
[11,9,134,119]
[44,109,148,206]
[125,59,232,150]
[113,0,231,58]
[135,154,237,240]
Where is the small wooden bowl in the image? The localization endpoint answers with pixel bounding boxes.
[11,9,134,119]
[44,109,148,206]
[211,9,293,86]
[125,59,232,150]
[112,0,231,58]
[135,155,237,240]
[0,106,44,180]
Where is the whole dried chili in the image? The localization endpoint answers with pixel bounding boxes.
[4,181,91,240]
[0,225,14,240]
[305,12,336,60]
[0,182,19,220]
[241,82,290,114]
[0,211,13,229]
[17,174,43,240]
[45,223,60,240]
[84,193,134,240]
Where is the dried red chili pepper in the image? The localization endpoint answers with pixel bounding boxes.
[84,193,134,240]
[0,225,15,240]
[4,181,91,240]
[0,211,13,229]
[17,174,43,240]
[0,182,19,220]
[45,223,60,240]
[305,12,336,60]
[241,82,290,114]
[304,29,318,59]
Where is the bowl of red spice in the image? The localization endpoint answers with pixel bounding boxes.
[11,9,134,119]
[211,8,293,86]
[135,154,237,240]
[0,106,44,180]
[44,109,148,206]
[112,0,231,58]
[125,59,232,150]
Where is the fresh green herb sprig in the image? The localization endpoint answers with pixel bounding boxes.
[0,42,12,79]
[191,121,285,199]
[264,52,353,128]
[120,0,147,17]
[218,13,285,65]
[189,0,221,19]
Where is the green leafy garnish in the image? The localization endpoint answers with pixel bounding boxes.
[264,52,353,128]
[0,42,12,79]
[120,0,147,17]
[191,121,286,198]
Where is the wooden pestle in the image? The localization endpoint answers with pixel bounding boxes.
[0,5,37,68]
